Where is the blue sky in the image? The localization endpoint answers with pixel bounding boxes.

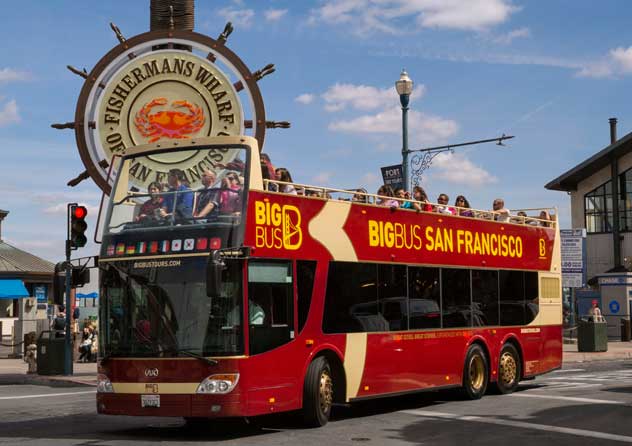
[2,0,632,262]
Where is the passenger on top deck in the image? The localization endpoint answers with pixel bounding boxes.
[352,188,368,203]
[435,194,456,215]
[395,187,412,208]
[492,198,510,222]
[261,153,277,192]
[218,172,242,213]
[376,185,399,207]
[160,169,194,221]
[193,169,219,219]
[135,181,164,222]
[539,210,553,227]
[275,167,298,195]
[455,195,474,217]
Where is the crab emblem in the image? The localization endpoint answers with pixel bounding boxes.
[135,98,205,143]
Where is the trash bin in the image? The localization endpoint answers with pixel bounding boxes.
[36,330,66,375]
[577,320,608,352]
[621,319,631,342]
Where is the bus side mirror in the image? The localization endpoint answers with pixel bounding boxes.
[206,250,225,297]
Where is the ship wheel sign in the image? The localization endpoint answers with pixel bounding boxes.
[56,24,289,194]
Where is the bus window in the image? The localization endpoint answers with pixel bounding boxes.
[378,265,407,331]
[471,270,499,326]
[442,268,471,328]
[248,260,294,355]
[525,272,539,324]
[500,270,525,326]
[296,260,317,334]
[408,267,441,329]
[323,262,381,333]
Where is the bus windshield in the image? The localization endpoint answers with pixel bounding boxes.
[105,145,248,236]
[99,257,244,357]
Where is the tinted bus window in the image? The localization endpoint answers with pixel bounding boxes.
[524,272,539,324]
[323,262,380,333]
[378,264,408,331]
[408,267,441,329]
[297,260,317,334]
[442,268,471,328]
[248,260,294,355]
[471,270,499,326]
[499,270,525,326]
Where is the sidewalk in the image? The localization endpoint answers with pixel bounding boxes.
[563,340,632,363]
[0,342,630,387]
[0,359,97,387]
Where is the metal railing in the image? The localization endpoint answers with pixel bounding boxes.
[263,179,557,228]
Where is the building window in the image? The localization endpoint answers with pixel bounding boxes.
[585,181,612,233]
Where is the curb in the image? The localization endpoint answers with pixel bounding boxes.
[563,352,632,363]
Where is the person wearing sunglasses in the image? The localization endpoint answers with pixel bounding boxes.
[492,198,510,222]
[219,172,243,213]
[435,193,456,215]
[454,195,473,217]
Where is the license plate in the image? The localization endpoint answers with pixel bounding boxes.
[141,394,160,408]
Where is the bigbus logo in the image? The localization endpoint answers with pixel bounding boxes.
[254,200,302,250]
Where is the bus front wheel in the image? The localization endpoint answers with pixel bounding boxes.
[495,343,521,394]
[462,344,488,399]
[302,356,333,427]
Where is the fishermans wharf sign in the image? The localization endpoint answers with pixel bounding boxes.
[98,51,241,155]
[71,30,270,194]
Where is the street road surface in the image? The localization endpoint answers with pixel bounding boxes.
[1,361,632,445]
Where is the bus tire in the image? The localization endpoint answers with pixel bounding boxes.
[495,343,521,394]
[302,356,333,427]
[462,344,488,400]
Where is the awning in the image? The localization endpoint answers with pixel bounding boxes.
[0,279,29,299]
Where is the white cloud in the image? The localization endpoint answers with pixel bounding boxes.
[0,68,30,83]
[492,27,530,45]
[218,7,255,28]
[322,83,425,112]
[429,152,498,186]
[309,0,519,35]
[264,9,288,21]
[295,93,315,104]
[312,172,334,184]
[0,99,20,127]
[329,106,458,145]
[577,46,632,78]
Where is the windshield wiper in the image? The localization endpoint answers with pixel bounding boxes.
[163,347,218,366]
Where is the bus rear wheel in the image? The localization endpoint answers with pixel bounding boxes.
[495,343,521,394]
[302,356,333,427]
[462,344,488,399]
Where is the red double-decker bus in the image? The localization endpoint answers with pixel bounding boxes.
[97,136,562,426]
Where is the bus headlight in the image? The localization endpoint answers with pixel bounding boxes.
[196,374,239,394]
[97,374,114,393]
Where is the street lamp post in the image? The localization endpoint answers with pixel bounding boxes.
[396,70,413,191]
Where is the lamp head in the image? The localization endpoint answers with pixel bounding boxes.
[395,69,413,96]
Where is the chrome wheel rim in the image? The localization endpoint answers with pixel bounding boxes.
[469,355,485,391]
[319,370,333,414]
[500,352,517,387]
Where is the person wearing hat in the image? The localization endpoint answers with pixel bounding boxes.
[589,300,605,322]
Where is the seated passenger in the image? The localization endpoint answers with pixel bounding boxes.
[352,188,368,203]
[275,167,297,195]
[455,195,474,217]
[395,187,412,208]
[261,153,278,192]
[492,198,510,222]
[376,185,399,207]
[160,169,194,221]
[539,210,552,227]
[435,193,456,215]
[218,172,242,213]
[135,181,164,222]
[409,186,433,212]
[194,170,219,219]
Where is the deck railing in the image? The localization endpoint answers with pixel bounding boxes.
[263,179,557,228]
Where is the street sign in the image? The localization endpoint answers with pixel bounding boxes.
[380,164,404,191]
[560,228,586,288]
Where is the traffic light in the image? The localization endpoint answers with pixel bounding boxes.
[69,205,88,249]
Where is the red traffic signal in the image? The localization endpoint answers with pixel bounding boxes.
[69,205,88,249]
